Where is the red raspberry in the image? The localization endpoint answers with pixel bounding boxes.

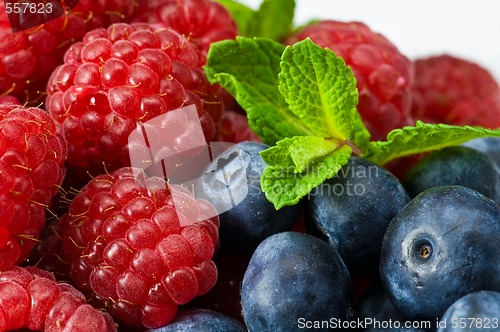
[0,104,67,270]
[0,95,21,105]
[129,0,238,58]
[286,21,414,140]
[0,266,116,331]
[219,110,261,143]
[411,54,500,128]
[0,0,137,105]
[52,167,220,329]
[45,22,225,176]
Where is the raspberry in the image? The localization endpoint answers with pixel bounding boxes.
[0,95,21,105]
[0,0,137,105]
[219,110,261,143]
[286,21,414,140]
[46,22,225,176]
[411,54,500,128]
[51,167,220,329]
[0,266,116,331]
[0,104,67,270]
[129,0,238,58]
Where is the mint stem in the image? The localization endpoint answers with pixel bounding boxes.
[346,140,362,156]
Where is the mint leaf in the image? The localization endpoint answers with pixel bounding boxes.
[260,136,343,172]
[279,38,370,150]
[261,144,352,209]
[246,0,295,41]
[214,0,254,34]
[351,111,371,152]
[205,37,314,145]
[259,137,295,168]
[364,121,500,165]
[289,136,343,173]
[216,0,295,40]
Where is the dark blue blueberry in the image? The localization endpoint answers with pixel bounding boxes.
[380,186,500,320]
[357,282,432,332]
[463,137,500,165]
[196,142,302,251]
[438,291,500,332]
[241,231,354,332]
[403,146,498,201]
[146,308,246,332]
[462,137,500,204]
[305,157,410,276]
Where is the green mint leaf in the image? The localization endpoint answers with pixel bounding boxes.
[205,37,314,145]
[278,38,370,150]
[246,0,295,41]
[260,136,343,172]
[261,143,352,209]
[214,0,255,34]
[351,112,371,152]
[364,121,500,165]
[289,136,343,173]
[259,137,295,168]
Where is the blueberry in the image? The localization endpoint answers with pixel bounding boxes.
[380,186,500,319]
[438,291,500,332]
[357,282,431,332]
[241,231,354,331]
[462,137,500,204]
[403,146,498,201]
[196,142,302,251]
[146,308,246,332]
[304,157,410,276]
[463,137,500,165]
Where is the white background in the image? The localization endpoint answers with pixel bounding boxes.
[239,0,500,82]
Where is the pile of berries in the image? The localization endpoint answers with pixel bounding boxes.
[1,0,499,331]
[1,0,234,330]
